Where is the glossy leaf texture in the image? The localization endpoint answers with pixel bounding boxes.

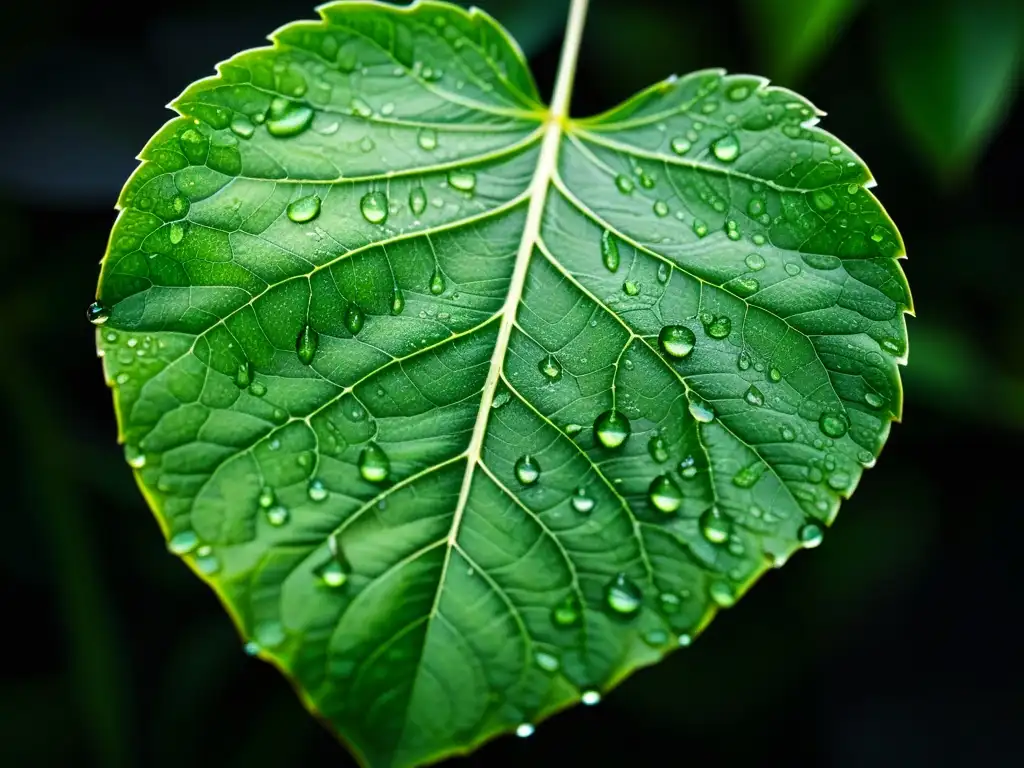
[92,2,910,766]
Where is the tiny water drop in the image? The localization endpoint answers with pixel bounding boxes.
[648,474,682,514]
[390,285,405,315]
[307,478,329,502]
[429,267,446,295]
[551,593,582,627]
[514,455,541,486]
[600,229,620,272]
[648,435,669,463]
[571,486,595,514]
[539,354,562,381]
[593,410,631,449]
[296,324,319,365]
[417,127,438,151]
[604,573,643,617]
[700,506,729,543]
[168,530,199,555]
[703,315,732,339]
[266,506,289,526]
[535,651,560,672]
[615,174,634,194]
[344,305,365,335]
[86,301,110,325]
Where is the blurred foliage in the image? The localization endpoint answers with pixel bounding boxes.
[0,0,1022,766]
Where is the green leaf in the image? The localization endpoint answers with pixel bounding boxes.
[878,0,1024,183]
[742,0,862,84]
[91,1,910,765]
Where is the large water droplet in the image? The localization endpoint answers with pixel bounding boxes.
[648,435,669,463]
[417,127,438,151]
[571,486,595,514]
[799,521,824,548]
[390,286,405,315]
[296,324,319,365]
[600,230,620,272]
[266,506,289,526]
[732,462,765,488]
[359,443,390,483]
[535,650,560,672]
[700,506,729,543]
[168,530,199,555]
[307,478,329,502]
[744,385,764,407]
[709,581,736,608]
[344,305,365,335]
[429,267,445,295]
[688,398,715,423]
[316,556,348,587]
[87,300,110,325]
[711,134,740,162]
[551,593,582,627]
[659,325,696,359]
[593,410,631,449]
[286,194,321,223]
[605,573,643,617]
[648,474,682,514]
[409,187,427,216]
[539,354,562,381]
[703,315,732,339]
[360,191,388,224]
[818,410,849,438]
[266,98,314,137]
[514,455,540,485]
[447,169,476,192]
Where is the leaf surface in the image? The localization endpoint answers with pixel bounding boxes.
[92,2,910,765]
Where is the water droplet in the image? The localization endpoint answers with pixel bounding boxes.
[648,474,683,514]
[643,629,669,647]
[605,573,643,617]
[417,127,438,150]
[799,521,824,548]
[266,506,289,526]
[229,113,255,139]
[864,392,884,408]
[732,462,765,488]
[258,486,275,509]
[711,134,740,162]
[125,445,146,469]
[307,478,329,502]
[285,194,321,223]
[871,226,886,243]
[670,137,691,154]
[688,397,715,423]
[514,455,541,486]
[594,410,631,449]
[781,426,796,441]
[744,252,766,272]
[733,277,759,296]
[359,443,390,483]
[769,367,782,382]
[316,556,348,587]
[266,98,314,137]
[659,325,696,359]
[744,385,764,407]
[709,581,736,608]
[491,390,511,410]
[828,470,851,491]
[359,191,388,224]
[785,262,801,276]
[623,280,640,296]
[390,286,405,315]
[516,724,535,738]
[703,315,732,339]
[615,174,634,194]
[678,633,693,647]
[657,262,670,283]
[600,230,620,272]
[231,360,252,389]
[86,301,110,325]
[639,171,655,189]
[802,253,842,271]
[700,506,729,543]
[653,200,669,217]
[727,84,750,101]
[407,187,428,218]
[168,530,199,555]
[571,486,595,514]
[344,305,365,335]
[539,354,562,382]
[243,641,260,656]
[447,169,476,192]
[658,592,681,613]
[535,651,560,672]
[648,435,669,463]
[581,690,601,706]
[296,324,319,365]
[425,266,445,295]
[810,189,835,211]
[195,548,221,575]
[693,219,709,238]
[551,593,582,627]
[564,423,583,437]
[818,410,849,438]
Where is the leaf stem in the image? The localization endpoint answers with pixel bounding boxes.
[550,0,589,120]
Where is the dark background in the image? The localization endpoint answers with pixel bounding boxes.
[1,0,1021,766]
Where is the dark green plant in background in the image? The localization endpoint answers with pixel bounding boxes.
[1,0,1020,765]
[90,0,910,764]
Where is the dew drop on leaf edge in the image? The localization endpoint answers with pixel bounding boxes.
[296,324,319,365]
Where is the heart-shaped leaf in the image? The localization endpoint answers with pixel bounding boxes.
[90,1,910,765]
